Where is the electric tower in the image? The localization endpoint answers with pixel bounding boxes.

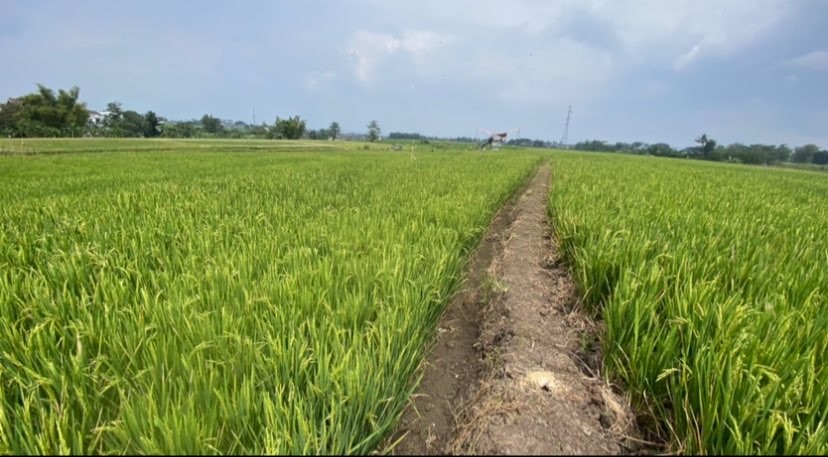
[560,105,573,148]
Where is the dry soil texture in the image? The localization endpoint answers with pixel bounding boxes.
[388,164,640,455]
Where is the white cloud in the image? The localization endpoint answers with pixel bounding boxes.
[474,36,614,104]
[344,0,793,104]
[352,0,564,35]
[399,31,449,56]
[581,0,789,54]
[673,45,701,70]
[452,0,564,34]
[361,0,789,67]
[346,29,454,82]
[785,51,828,71]
[346,31,393,82]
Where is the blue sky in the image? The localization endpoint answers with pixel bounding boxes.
[2,0,826,148]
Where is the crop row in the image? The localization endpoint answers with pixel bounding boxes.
[549,152,828,454]
[0,149,540,454]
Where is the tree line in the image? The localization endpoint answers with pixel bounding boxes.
[0,85,90,138]
[570,134,828,166]
[0,84,388,142]
[4,85,825,164]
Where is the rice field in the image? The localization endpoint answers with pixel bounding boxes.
[548,152,828,455]
[0,142,541,454]
[4,139,828,455]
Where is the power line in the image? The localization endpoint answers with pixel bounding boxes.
[560,105,573,147]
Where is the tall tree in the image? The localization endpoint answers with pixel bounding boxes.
[201,114,222,134]
[103,102,125,136]
[4,84,89,137]
[105,102,123,118]
[774,145,792,163]
[695,133,716,158]
[0,100,23,136]
[813,149,828,165]
[273,115,306,139]
[328,121,340,140]
[367,120,381,142]
[144,111,161,138]
[121,110,147,137]
[793,144,819,163]
[56,86,89,134]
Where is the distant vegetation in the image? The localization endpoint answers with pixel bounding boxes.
[2,84,826,166]
[0,85,90,138]
[0,85,349,142]
[570,136,828,167]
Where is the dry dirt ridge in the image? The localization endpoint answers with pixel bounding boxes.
[384,163,646,455]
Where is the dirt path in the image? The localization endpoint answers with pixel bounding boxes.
[386,164,637,455]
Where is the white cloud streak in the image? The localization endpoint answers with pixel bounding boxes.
[346,30,454,82]
[674,45,701,70]
[785,51,828,71]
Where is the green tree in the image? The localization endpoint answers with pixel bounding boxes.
[631,141,646,154]
[144,111,161,138]
[695,134,716,158]
[161,121,196,138]
[743,144,773,165]
[306,128,329,140]
[647,143,676,157]
[0,100,23,136]
[23,85,62,134]
[793,144,820,163]
[103,102,124,136]
[329,121,340,140]
[55,86,89,136]
[201,114,222,134]
[813,149,828,165]
[706,144,728,162]
[104,102,123,120]
[773,145,792,163]
[121,111,147,137]
[367,120,381,142]
[573,140,612,152]
[273,115,306,139]
[250,123,269,139]
[3,84,89,137]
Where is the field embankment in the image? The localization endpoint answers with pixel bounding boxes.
[445,165,633,455]
[549,152,828,454]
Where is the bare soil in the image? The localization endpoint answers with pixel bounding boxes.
[385,164,643,455]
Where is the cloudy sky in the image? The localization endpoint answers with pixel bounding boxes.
[2,0,826,148]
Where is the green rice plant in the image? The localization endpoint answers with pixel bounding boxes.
[548,152,828,454]
[0,143,542,454]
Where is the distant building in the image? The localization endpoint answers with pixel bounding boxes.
[87,110,113,126]
[87,110,104,125]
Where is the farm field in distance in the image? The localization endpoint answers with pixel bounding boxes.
[0,139,541,454]
[549,152,828,454]
[2,138,828,455]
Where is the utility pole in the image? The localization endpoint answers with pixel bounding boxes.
[560,105,573,148]
[252,109,256,126]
